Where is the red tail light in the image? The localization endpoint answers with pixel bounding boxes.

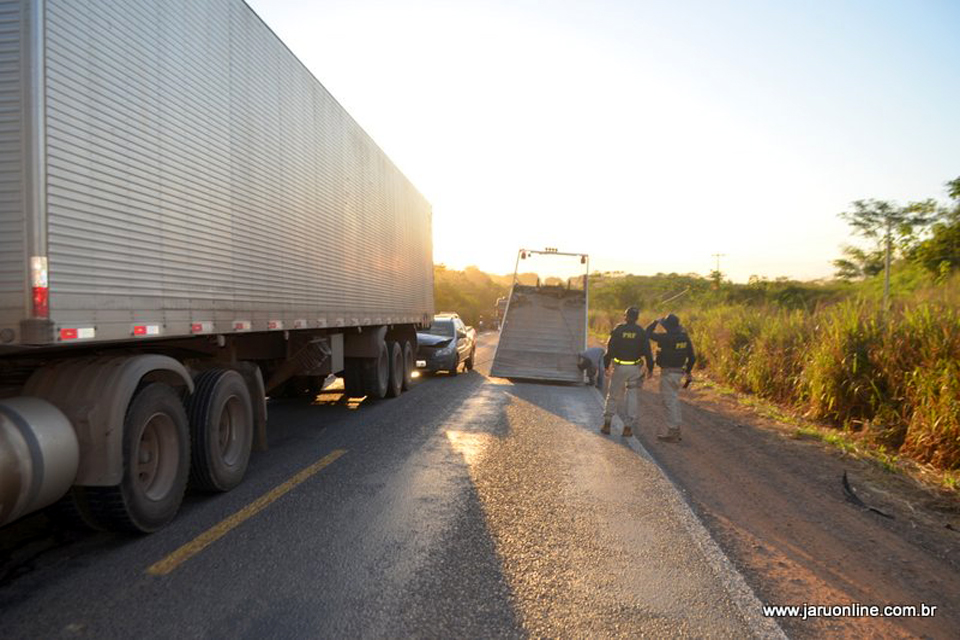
[30,257,49,319]
[32,286,49,318]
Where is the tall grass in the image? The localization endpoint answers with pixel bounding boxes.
[675,296,960,471]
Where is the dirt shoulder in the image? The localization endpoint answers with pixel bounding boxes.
[631,377,960,639]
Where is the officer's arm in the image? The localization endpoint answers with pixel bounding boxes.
[603,331,615,368]
[642,337,654,375]
[685,341,697,375]
[645,319,658,336]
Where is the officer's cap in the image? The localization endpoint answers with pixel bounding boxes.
[662,313,680,329]
[624,306,640,321]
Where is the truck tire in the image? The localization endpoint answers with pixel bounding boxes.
[343,358,364,397]
[386,341,404,398]
[81,383,189,533]
[401,341,415,390]
[362,340,390,399]
[465,347,475,371]
[187,370,254,492]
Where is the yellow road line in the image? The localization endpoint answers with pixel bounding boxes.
[147,449,347,576]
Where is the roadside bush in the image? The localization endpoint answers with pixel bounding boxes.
[742,310,809,404]
[584,269,960,471]
[687,306,762,390]
[801,301,886,427]
[895,306,960,469]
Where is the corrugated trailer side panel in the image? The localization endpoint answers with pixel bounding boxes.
[0,0,25,342]
[38,0,432,344]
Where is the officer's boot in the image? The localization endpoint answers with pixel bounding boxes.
[600,418,611,434]
[621,425,633,438]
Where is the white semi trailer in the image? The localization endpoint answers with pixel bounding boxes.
[0,0,433,532]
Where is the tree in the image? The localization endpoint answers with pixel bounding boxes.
[709,269,724,289]
[911,177,960,276]
[832,245,885,280]
[836,198,938,304]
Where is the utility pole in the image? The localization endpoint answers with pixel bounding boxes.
[712,253,726,274]
[711,253,726,289]
[883,219,891,310]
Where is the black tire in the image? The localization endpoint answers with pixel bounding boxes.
[343,358,365,397]
[362,340,390,399]
[187,370,254,493]
[449,354,459,376]
[465,347,475,371]
[401,341,415,390]
[386,341,403,398]
[81,383,190,533]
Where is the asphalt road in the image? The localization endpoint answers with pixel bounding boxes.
[0,334,779,639]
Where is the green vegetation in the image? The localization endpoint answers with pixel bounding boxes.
[433,265,509,328]
[584,268,960,474]
[584,176,960,474]
[436,177,960,475]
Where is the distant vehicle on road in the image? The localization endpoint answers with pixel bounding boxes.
[416,314,476,375]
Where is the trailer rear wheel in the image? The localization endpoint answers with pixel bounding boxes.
[343,358,364,397]
[386,341,403,398]
[188,370,254,492]
[401,341,415,390]
[82,383,189,533]
[362,340,390,399]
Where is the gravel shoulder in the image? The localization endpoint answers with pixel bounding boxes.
[630,376,960,639]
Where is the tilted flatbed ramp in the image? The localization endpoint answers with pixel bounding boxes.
[491,249,588,382]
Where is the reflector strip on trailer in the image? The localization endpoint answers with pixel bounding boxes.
[293,319,308,329]
[133,325,161,336]
[30,256,49,318]
[268,320,283,330]
[233,321,252,332]
[60,327,95,341]
[191,321,213,334]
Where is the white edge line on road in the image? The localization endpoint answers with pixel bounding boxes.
[590,387,787,640]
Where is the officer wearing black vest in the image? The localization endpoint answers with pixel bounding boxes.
[601,306,654,437]
[647,313,696,442]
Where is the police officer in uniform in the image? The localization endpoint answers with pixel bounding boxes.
[602,307,654,437]
[646,313,696,442]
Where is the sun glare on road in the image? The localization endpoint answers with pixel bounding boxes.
[445,430,495,465]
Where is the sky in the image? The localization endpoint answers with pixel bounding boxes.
[246,0,960,282]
